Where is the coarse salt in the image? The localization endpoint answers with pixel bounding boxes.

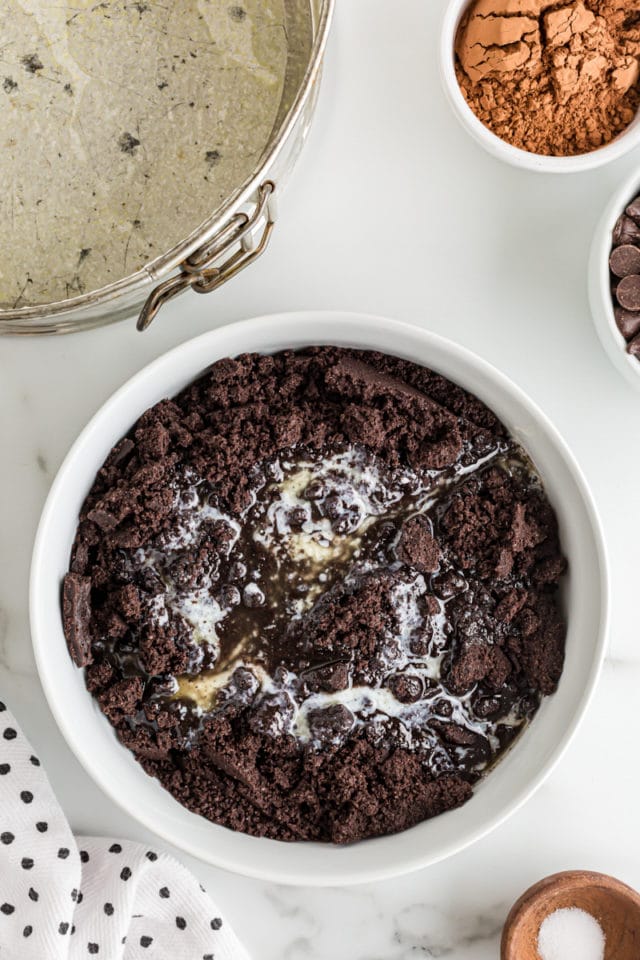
[537,906,605,960]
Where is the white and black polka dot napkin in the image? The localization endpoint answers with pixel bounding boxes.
[0,700,250,960]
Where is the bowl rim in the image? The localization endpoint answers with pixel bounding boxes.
[439,0,640,174]
[30,311,610,885]
[588,167,640,390]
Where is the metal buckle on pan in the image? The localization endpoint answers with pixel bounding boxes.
[136,180,277,332]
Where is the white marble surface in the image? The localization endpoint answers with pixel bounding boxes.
[2,1,640,956]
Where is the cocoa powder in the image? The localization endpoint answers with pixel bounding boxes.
[455,0,640,156]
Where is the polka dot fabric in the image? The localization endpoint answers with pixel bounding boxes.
[0,702,250,960]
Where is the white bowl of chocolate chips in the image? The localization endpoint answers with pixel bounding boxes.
[31,312,608,885]
[590,168,640,389]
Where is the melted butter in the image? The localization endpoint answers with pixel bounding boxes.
[176,664,240,711]
[130,443,539,765]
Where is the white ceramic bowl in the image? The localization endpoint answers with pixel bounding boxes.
[439,0,640,173]
[589,168,640,389]
[31,312,608,886]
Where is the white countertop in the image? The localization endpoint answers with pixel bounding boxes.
[2,2,640,956]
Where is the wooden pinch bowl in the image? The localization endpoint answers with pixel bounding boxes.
[501,870,640,960]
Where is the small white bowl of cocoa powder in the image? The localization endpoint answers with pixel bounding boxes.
[440,0,640,173]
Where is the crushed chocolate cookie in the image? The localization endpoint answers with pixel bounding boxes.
[62,348,566,844]
[62,573,93,667]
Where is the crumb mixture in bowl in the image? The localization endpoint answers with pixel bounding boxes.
[62,347,566,843]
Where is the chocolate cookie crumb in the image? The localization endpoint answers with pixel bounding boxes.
[62,347,566,843]
[62,573,93,667]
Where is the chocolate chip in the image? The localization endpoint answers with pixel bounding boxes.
[616,274,640,311]
[610,244,640,278]
[615,306,640,341]
[613,214,640,246]
[628,333,640,358]
[626,198,640,225]
[62,573,93,667]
